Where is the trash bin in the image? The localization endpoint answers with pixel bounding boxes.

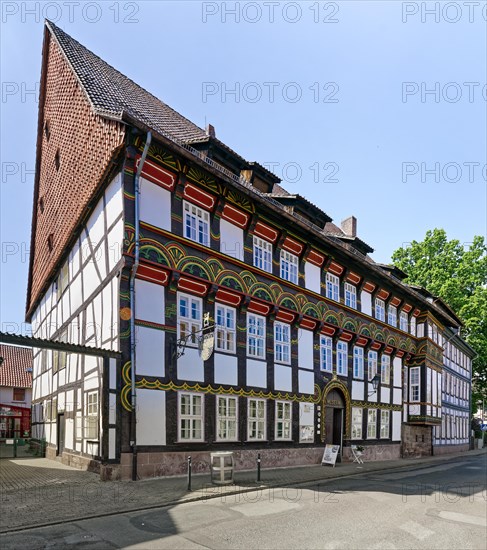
[210,452,234,485]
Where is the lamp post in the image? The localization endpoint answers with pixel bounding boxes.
[368,374,381,397]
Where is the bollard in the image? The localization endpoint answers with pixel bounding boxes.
[187,456,192,491]
[257,452,261,482]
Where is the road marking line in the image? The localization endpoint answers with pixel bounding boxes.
[438,511,487,527]
[399,520,435,540]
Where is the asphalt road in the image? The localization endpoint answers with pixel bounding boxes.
[2,453,486,549]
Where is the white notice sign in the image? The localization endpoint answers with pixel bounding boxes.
[321,444,340,467]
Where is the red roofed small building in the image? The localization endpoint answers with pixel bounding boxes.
[0,345,33,438]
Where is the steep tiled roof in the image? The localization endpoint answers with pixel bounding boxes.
[47,21,207,143]
[0,345,33,389]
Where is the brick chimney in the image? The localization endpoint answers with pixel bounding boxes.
[206,124,216,138]
[341,216,357,237]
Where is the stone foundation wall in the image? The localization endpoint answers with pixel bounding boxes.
[432,443,470,456]
[109,444,402,480]
[342,444,401,462]
[46,445,100,473]
[402,425,432,458]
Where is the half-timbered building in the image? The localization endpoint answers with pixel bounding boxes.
[27,21,475,479]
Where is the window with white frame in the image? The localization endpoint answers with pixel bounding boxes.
[275,401,292,440]
[253,236,273,273]
[178,294,202,346]
[280,250,298,284]
[410,367,420,402]
[351,407,363,439]
[375,298,385,322]
[215,305,236,353]
[84,391,98,440]
[353,346,364,379]
[399,310,408,332]
[274,322,291,364]
[367,409,377,439]
[381,354,391,385]
[179,392,203,441]
[337,341,348,376]
[410,315,416,336]
[387,305,397,327]
[368,350,378,380]
[326,273,340,302]
[320,336,333,372]
[380,410,390,438]
[216,395,238,441]
[183,201,209,246]
[248,398,266,440]
[344,283,357,309]
[247,313,266,359]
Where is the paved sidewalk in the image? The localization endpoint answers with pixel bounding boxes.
[1,449,485,533]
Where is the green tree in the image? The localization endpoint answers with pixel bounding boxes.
[391,229,487,406]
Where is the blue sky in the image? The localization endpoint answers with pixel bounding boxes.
[1,1,486,332]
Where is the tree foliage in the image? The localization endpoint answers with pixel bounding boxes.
[391,229,487,406]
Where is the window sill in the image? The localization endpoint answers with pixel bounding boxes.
[214,348,237,355]
[245,439,268,443]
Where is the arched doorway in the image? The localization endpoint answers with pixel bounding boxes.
[321,381,351,462]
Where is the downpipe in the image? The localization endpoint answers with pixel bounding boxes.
[129,131,152,481]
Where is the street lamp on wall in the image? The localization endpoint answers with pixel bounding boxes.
[368,374,381,397]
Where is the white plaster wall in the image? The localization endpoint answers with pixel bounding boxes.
[368,382,378,403]
[409,404,420,415]
[304,262,321,294]
[140,177,171,231]
[393,388,402,405]
[274,364,292,392]
[214,353,238,386]
[135,327,165,377]
[392,411,401,441]
[109,429,116,459]
[136,389,166,446]
[220,219,244,261]
[84,370,100,391]
[352,380,364,401]
[380,387,390,404]
[84,356,99,375]
[298,329,314,370]
[360,291,372,316]
[298,369,314,394]
[105,173,124,229]
[135,279,165,324]
[246,359,267,388]
[178,348,204,382]
[393,357,402,387]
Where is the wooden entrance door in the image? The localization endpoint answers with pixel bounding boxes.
[57,414,65,456]
[324,389,345,461]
